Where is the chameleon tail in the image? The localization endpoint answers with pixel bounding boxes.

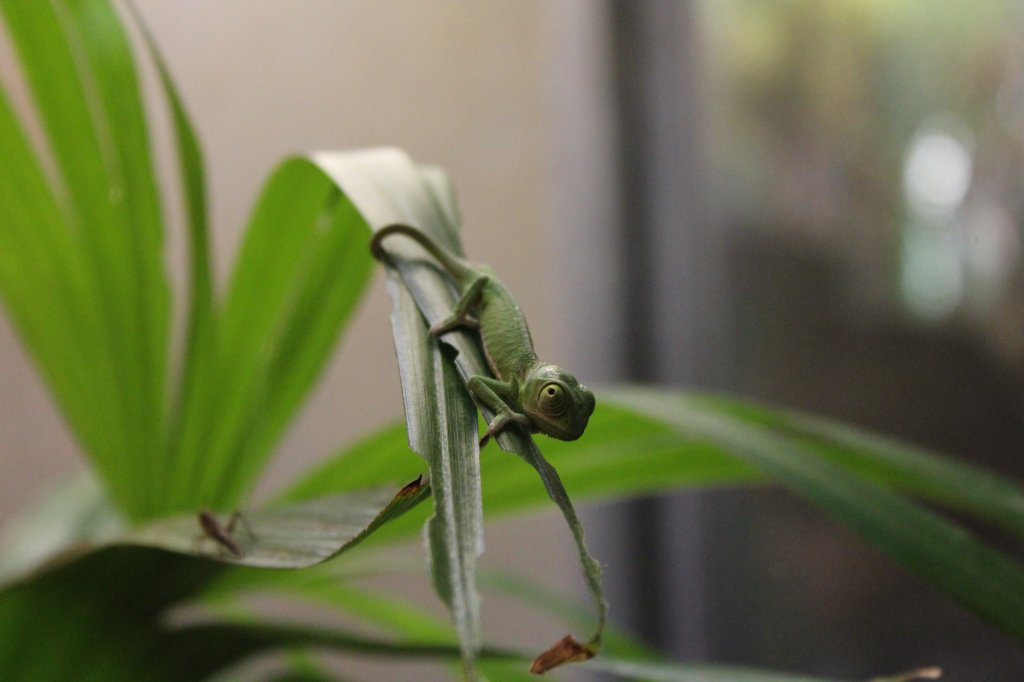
[370,223,475,283]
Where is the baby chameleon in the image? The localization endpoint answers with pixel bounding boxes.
[371,224,595,447]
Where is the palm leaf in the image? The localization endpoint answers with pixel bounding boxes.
[0,0,169,516]
[287,389,1024,644]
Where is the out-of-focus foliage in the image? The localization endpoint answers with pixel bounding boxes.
[0,1,1022,680]
[710,0,1024,351]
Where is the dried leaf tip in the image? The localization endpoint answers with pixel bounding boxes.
[529,634,595,674]
[396,473,427,497]
[871,666,942,682]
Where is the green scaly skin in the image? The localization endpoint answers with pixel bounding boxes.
[371,224,595,447]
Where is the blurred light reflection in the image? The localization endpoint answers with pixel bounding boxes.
[900,219,964,321]
[903,127,973,215]
[899,122,974,320]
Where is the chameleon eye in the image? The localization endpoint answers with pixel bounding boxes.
[539,383,567,415]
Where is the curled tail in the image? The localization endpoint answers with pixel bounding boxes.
[370,223,474,283]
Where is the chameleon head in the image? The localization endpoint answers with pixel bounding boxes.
[522,363,596,441]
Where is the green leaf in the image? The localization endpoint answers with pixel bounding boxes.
[0,473,429,680]
[219,578,459,646]
[583,658,942,682]
[0,541,517,681]
[422,343,485,678]
[0,0,172,517]
[288,386,1024,645]
[55,3,170,496]
[605,387,1024,642]
[143,621,524,679]
[346,149,608,671]
[199,564,943,682]
[0,84,112,476]
[314,147,489,678]
[0,478,426,603]
[209,568,549,681]
[126,482,429,569]
[497,432,608,650]
[0,544,220,682]
[686,393,1024,537]
[0,472,121,589]
[280,423,419,501]
[126,2,215,508]
[230,152,488,678]
[282,408,755,513]
[284,396,1023,546]
[167,155,377,511]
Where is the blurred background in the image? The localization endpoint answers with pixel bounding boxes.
[1,0,1023,679]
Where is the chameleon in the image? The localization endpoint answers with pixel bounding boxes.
[371,223,595,447]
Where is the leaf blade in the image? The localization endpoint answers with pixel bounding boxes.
[605,387,1024,642]
[687,393,1024,537]
[306,148,490,677]
[422,344,485,677]
[124,483,429,569]
[0,0,174,516]
[169,156,375,511]
[126,1,215,514]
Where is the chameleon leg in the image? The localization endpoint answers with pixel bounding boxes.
[467,375,532,447]
[430,275,488,336]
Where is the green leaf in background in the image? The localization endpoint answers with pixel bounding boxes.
[1,536,939,682]
[686,393,1024,537]
[0,0,602,671]
[0,478,431,681]
[0,0,383,521]
[280,423,417,501]
[0,473,120,589]
[0,478,427,592]
[0,0,170,517]
[2,1,1022,680]
[125,481,429,569]
[127,2,216,503]
[287,388,1024,646]
[167,157,375,511]
[605,387,1024,642]
[0,545,219,682]
[0,541,517,682]
[199,562,942,682]
[583,658,941,682]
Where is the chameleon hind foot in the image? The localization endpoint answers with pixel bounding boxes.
[429,313,479,337]
[429,275,488,336]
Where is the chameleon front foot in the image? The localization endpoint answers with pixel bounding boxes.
[479,410,533,448]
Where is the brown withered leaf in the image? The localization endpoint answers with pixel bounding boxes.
[396,473,427,498]
[871,667,942,682]
[529,634,595,675]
